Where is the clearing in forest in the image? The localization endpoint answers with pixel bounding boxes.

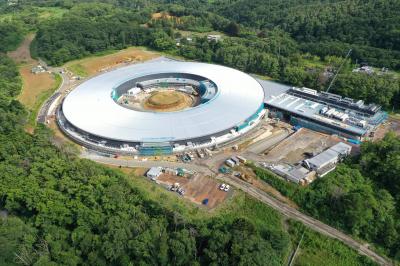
[18,66,56,109]
[157,174,232,209]
[9,34,58,132]
[373,115,400,140]
[151,12,178,20]
[64,47,160,77]
[7,33,36,65]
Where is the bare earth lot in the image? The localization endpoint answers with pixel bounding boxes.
[9,34,57,132]
[7,33,36,65]
[157,173,231,209]
[64,47,160,77]
[17,67,55,109]
[264,128,341,164]
[9,33,56,109]
[373,116,400,141]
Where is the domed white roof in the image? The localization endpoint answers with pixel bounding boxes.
[62,60,265,142]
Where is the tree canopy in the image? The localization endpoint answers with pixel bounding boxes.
[254,133,400,260]
[0,48,290,266]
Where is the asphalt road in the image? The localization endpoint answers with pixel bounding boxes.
[81,152,215,176]
[37,66,70,123]
[217,174,392,266]
[36,57,391,266]
[84,152,392,266]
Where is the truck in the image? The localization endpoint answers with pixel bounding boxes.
[230,157,240,166]
[237,156,247,164]
[196,149,205,158]
[225,159,235,168]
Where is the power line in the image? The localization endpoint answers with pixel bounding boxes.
[326,49,352,92]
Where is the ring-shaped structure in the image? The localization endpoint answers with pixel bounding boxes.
[61,61,265,143]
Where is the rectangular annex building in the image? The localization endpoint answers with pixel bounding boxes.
[265,87,388,140]
[304,142,352,177]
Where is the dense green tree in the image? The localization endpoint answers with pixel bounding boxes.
[333,73,400,109]
[0,217,37,266]
[224,21,240,36]
[0,22,24,52]
[360,133,400,197]
[0,52,290,265]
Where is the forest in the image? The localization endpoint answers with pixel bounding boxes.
[0,50,292,264]
[24,1,400,110]
[0,0,399,264]
[252,133,400,260]
[0,49,374,266]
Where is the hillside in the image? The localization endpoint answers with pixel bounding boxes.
[215,0,399,49]
[0,0,399,264]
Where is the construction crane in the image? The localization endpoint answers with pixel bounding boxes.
[326,49,352,93]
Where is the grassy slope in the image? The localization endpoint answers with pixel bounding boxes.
[120,168,376,265]
[26,72,61,129]
[64,46,161,77]
[8,32,61,132]
[288,220,376,266]
[0,7,67,23]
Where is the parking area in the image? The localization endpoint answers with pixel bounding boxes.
[156,173,232,209]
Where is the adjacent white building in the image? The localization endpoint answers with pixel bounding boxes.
[146,167,163,179]
[304,142,352,176]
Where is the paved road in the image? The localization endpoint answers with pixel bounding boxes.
[84,152,391,265]
[81,152,214,175]
[37,66,70,123]
[217,174,392,266]
[37,92,61,123]
[37,57,391,265]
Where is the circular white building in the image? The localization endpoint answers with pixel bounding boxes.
[57,60,266,155]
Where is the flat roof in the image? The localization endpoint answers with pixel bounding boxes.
[307,149,339,168]
[266,93,368,135]
[254,78,291,101]
[147,167,162,176]
[62,60,265,142]
[306,142,351,168]
[330,142,352,155]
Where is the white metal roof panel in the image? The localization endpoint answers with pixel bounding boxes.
[62,61,265,142]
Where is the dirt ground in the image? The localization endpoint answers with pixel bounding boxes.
[7,33,36,65]
[151,12,179,21]
[48,116,76,143]
[373,116,400,141]
[64,47,159,77]
[157,174,230,209]
[120,89,197,112]
[18,66,55,109]
[8,33,56,110]
[8,33,56,120]
[144,90,195,112]
[264,128,340,164]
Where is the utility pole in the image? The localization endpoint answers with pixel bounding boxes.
[288,231,305,266]
[326,49,352,92]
